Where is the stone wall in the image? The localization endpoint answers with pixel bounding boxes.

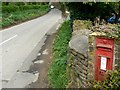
[114,40,120,69]
[87,34,96,81]
[67,20,120,88]
[67,29,89,88]
[68,48,88,87]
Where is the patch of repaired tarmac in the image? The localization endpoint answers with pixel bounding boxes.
[25,34,56,88]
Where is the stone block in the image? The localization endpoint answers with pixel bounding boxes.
[77,61,88,70]
[77,54,86,60]
[70,68,76,82]
[76,65,88,75]
[115,52,119,59]
[89,46,94,52]
[87,73,94,81]
[78,75,87,81]
[75,67,87,78]
[71,49,77,56]
[76,78,82,88]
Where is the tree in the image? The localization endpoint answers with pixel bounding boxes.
[65,2,119,21]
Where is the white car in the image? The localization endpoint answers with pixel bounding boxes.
[50,5,54,9]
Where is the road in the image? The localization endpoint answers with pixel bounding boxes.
[0,9,62,88]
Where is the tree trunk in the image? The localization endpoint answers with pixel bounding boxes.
[118,1,120,18]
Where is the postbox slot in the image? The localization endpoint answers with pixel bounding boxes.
[96,44,113,50]
[97,48,112,52]
[98,55,111,59]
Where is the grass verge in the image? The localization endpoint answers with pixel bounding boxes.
[48,21,72,88]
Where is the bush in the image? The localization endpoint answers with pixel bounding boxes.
[2,18,14,27]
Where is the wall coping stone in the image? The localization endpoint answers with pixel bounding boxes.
[69,35,88,58]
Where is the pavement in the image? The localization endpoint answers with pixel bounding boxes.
[0,9,62,88]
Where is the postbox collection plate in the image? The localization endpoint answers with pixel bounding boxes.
[100,56,107,70]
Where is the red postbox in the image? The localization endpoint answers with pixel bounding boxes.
[95,37,114,81]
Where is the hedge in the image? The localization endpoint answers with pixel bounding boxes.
[2,5,48,13]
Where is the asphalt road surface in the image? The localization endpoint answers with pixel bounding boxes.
[0,9,62,88]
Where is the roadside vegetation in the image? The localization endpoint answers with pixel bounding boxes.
[1,2,49,28]
[89,69,120,89]
[48,21,72,88]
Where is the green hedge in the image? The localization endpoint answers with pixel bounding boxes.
[1,5,49,28]
[2,5,19,13]
[2,5,48,13]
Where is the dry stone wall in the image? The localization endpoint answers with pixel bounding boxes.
[67,28,89,88]
[87,34,96,81]
[67,20,120,88]
[114,40,120,69]
[68,37,88,87]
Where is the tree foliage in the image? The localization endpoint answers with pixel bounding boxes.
[65,2,119,22]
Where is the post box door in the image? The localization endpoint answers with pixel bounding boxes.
[95,38,114,81]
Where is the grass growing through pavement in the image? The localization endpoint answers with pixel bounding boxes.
[48,21,72,88]
[1,5,49,28]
